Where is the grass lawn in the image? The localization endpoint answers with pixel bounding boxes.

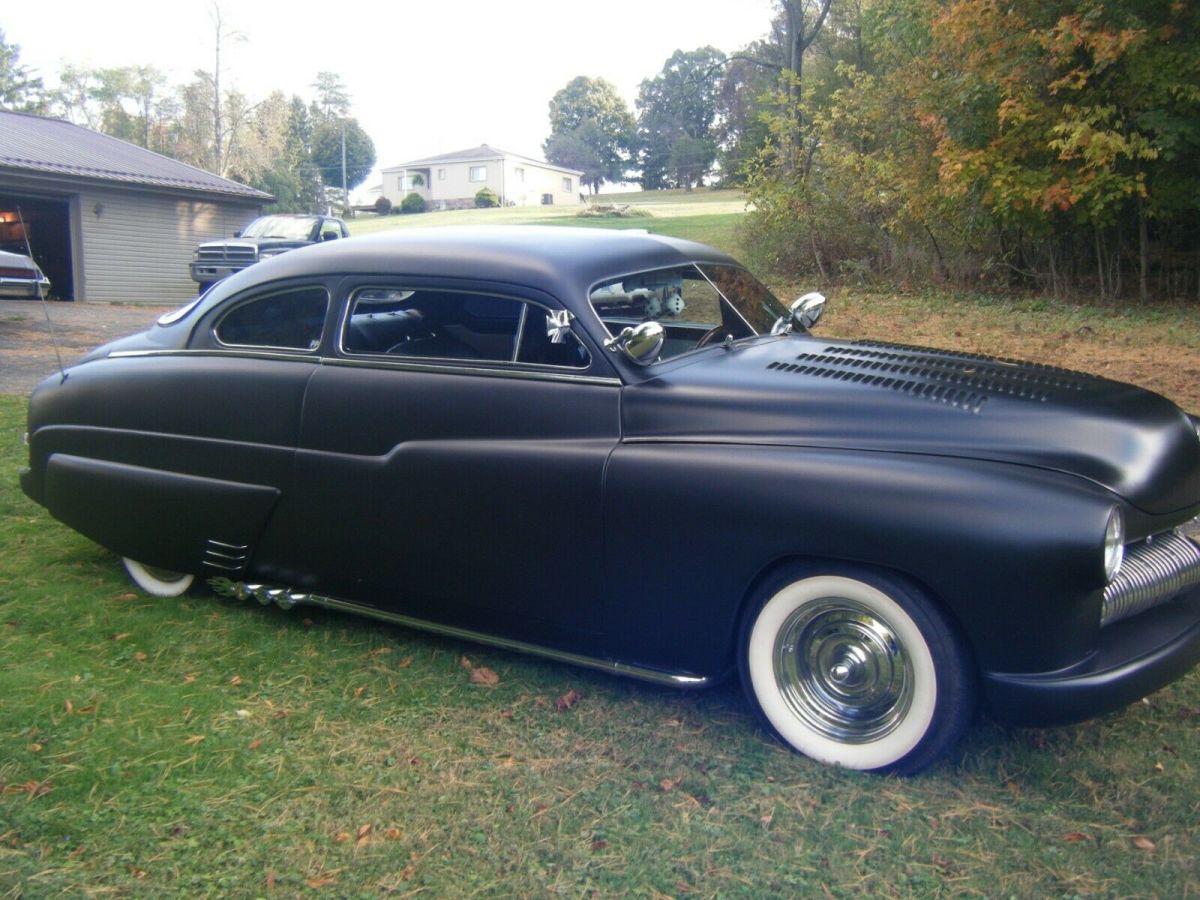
[2,190,1198,894]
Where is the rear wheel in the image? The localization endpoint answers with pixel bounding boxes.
[739,564,975,774]
[122,558,195,598]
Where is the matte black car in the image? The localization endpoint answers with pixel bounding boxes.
[189,214,349,290]
[20,226,1200,773]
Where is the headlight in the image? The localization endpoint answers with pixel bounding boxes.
[1103,507,1125,582]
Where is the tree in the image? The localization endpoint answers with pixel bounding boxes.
[311,71,350,120]
[312,117,376,201]
[635,47,726,189]
[0,28,47,113]
[543,76,635,193]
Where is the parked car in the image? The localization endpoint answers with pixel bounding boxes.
[0,248,51,299]
[189,214,348,290]
[20,227,1200,773]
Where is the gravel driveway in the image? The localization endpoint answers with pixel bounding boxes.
[0,300,171,395]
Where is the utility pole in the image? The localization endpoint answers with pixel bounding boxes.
[341,121,349,217]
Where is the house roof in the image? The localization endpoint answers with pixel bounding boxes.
[0,110,273,201]
[384,143,583,176]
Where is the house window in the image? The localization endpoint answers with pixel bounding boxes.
[469,166,487,182]
[438,168,445,180]
[515,167,525,183]
[397,176,404,191]
[562,177,573,192]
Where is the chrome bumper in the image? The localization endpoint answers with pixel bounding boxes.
[1102,527,1200,627]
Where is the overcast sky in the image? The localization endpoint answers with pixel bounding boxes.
[4,0,776,195]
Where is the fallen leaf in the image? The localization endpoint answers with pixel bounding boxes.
[133,652,147,662]
[248,738,263,750]
[398,866,415,880]
[460,656,474,670]
[334,831,351,844]
[760,813,773,826]
[470,666,500,686]
[354,686,366,698]
[1063,832,1092,842]
[356,824,372,845]
[184,735,205,745]
[369,646,392,657]
[1154,761,1164,772]
[113,633,131,641]
[28,743,43,753]
[236,709,251,718]
[1133,836,1156,852]
[306,876,336,888]
[183,673,196,684]
[396,656,413,669]
[127,865,148,879]
[230,675,242,686]
[63,699,73,714]
[557,690,583,711]
[266,872,276,890]
[384,827,402,840]
[500,709,514,719]
[660,777,679,792]
[591,839,608,851]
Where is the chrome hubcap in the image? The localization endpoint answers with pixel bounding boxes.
[774,598,913,743]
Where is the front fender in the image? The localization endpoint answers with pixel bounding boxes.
[602,443,1120,676]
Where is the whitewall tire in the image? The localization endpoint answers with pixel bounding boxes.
[122,558,195,598]
[740,566,974,774]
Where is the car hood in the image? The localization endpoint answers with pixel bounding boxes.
[622,335,1200,515]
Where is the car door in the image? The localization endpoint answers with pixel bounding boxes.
[267,279,622,648]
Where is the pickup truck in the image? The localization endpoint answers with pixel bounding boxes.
[190,214,349,290]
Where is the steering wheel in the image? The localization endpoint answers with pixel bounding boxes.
[695,325,727,349]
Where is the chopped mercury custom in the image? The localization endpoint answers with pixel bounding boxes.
[20,226,1200,773]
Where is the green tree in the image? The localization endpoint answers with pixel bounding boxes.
[0,28,47,113]
[311,71,350,120]
[312,117,376,200]
[543,76,635,193]
[635,47,726,189]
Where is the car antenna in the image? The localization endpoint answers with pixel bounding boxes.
[16,206,67,383]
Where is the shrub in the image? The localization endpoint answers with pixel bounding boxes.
[373,196,392,215]
[400,192,427,214]
[474,187,499,208]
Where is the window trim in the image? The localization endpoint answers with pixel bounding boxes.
[469,165,487,182]
[211,285,331,354]
[338,285,592,373]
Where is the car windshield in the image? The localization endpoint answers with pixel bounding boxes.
[240,216,319,240]
[589,263,788,362]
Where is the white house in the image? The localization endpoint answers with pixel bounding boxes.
[381,145,582,209]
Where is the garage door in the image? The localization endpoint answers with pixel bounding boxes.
[0,193,74,301]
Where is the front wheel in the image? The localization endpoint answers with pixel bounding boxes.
[739,565,975,775]
[122,558,195,598]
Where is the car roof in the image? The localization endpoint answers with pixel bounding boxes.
[208,226,740,307]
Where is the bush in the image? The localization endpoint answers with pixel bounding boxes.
[474,187,499,208]
[373,196,392,215]
[400,192,427,214]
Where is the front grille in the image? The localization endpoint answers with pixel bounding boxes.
[196,246,255,263]
[1102,529,1200,626]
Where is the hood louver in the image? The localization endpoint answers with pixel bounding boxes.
[765,341,1103,415]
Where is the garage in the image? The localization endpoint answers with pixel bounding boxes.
[0,111,272,304]
[0,192,73,299]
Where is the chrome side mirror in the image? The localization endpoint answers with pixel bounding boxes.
[773,292,826,335]
[604,320,664,365]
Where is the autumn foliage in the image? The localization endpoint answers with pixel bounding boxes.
[743,0,1200,301]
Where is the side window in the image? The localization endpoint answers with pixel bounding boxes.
[214,286,328,351]
[343,288,589,369]
[344,288,522,362]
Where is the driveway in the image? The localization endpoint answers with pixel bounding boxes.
[0,300,171,395]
